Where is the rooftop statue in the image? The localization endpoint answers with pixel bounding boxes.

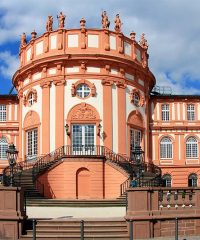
[57,12,66,28]
[80,18,86,30]
[114,14,122,32]
[101,11,110,29]
[20,32,27,48]
[46,15,53,32]
[139,33,148,50]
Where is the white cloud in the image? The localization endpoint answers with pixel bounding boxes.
[0,0,200,94]
[0,51,18,79]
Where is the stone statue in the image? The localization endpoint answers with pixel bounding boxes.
[101,11,110,29]
[20,33,27,48]
[57,12,66,28]
[114,14,122,32]
[46,15,53,32]
[139,33,148,50]
[80,18,86,30]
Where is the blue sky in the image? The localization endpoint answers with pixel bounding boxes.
[0,0,200,94]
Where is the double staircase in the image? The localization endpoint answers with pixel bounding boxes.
[20,218,130,240]
[3,145,162,205]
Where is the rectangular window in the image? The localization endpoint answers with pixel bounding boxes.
[187,104,195,121]
[0,105,6,121]
[27,129,38,160]
[161,104,170,121]
[72,124,95,154]
[130,129,142,158]
[0,138,8,159]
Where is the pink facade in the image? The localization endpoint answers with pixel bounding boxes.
[0,15,199,198]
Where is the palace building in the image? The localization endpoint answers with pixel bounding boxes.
[0,13,200,199]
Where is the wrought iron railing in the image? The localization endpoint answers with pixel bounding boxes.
[3,145,162,191]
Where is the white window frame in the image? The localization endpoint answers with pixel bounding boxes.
[133,93,139,107]
[130,128,142,157]
[76,84,90,98]
[186,137,198,159]
[188,173,198,187]
[161,104,170,121]
[160,137,173,159]
[0,137,8,159]
[72,124,96,154]
[28,93,34,106]
[0,105,6,122]
[187,104,195,121]
[162,174,172,187]
[27,128,38,160]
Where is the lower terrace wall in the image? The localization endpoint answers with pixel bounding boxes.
[37,157,127,199]
[126,187,200,239]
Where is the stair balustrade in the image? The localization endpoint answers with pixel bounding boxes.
[2,145,162,197]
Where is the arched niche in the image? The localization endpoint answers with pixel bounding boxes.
[76,167,90,199]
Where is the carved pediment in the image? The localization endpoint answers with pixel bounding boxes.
[23,111,40,129]
[68,103,100,121]
[71,103,96,120]
[128,110,144,128]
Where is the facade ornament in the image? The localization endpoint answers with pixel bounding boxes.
[80,18,86,31]
[114,14,122,32]
[31,30,37,40]
[130,31,136,41]
[80,62,86,70]
[23,95,27,106]
[71,103,96,120]
[46,16,53,32]
[139,33,148,50]
[57,12,66,29]
[71,84,76,97]
[101,79,113,86]
[91,83,96,97]
[130,88,145,107]
[101,11,110,29]
[20,33,27,49]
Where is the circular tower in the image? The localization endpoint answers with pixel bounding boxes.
[13,15,155,163]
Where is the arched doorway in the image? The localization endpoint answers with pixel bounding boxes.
[76,168,90,199]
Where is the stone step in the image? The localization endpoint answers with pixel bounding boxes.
[20,219,129,240]
[26,199,125,204]
[20,235,129,240]
[25,229,128,236]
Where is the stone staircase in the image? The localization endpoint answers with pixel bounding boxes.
[20,218,130,240]
[3,145,162,207]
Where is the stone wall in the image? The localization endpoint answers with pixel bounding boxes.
[126,187,200,239]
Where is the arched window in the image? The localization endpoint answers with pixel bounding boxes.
[188,173,198,187]
[160,137,173,159]
[133,93,140,107]
[162,174,172,187]
[186,137,198,158]
[0,137,8,159]
[28,93,34,106]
